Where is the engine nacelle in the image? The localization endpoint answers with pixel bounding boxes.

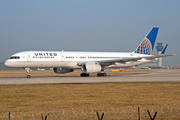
[82,63,102,73]
[53,68,74,74]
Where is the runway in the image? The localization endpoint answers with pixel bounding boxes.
[0,69,179,85]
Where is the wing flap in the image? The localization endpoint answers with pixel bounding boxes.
[97,57,142,66]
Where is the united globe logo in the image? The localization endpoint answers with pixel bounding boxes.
[134,38,152,55]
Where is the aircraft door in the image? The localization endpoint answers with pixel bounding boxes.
[60,51,65,62]
[26,53,31,62]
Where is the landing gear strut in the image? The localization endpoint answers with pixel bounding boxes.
[80,73,89,77]
[24,68,31,78]
[97,73,107,77]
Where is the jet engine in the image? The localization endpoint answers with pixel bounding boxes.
[81,62,103,73]
[53,68,74,74]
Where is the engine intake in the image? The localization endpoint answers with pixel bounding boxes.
[82,63,102,73]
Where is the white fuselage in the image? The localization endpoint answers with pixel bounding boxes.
[4,51,154,69]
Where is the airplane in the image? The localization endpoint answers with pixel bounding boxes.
[177,65,180,68]
[4,27,175,78]
[160,44,168,55]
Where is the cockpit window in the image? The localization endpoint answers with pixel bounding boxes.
[10,56,20,59]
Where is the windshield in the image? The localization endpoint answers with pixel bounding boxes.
[10,56,20,59]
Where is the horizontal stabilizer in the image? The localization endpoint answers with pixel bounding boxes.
[145,54,176,60]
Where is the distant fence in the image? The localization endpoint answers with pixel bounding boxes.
[0,104,180,120]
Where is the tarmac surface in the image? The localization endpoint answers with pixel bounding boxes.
[0,69,179,85]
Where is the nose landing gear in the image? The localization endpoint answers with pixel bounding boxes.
[27,75,31,78]
[24,68,31,78]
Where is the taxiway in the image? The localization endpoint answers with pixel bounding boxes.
[0,69,179,85]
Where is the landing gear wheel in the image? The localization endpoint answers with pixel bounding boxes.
[97,73,107,77]
[24,68,31,78]
[27,75,31,78]
[80,73,89,77]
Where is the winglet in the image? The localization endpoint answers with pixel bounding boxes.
[161,44,168,55]
[134,27,159,55]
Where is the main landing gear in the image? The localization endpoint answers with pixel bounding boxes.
[24,68,31,78]
[80,73,89,77]
[80,73,107,77]
[97,73,107,77]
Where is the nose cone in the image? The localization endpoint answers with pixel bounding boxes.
[4,61,10,67]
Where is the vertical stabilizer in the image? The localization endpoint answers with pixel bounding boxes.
[161,44,168,55]
[134,27,159,55]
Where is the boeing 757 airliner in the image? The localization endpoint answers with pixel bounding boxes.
[4,27,175,78]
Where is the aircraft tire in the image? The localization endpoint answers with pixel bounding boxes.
[97,73,106,77]
[27,75,31,78]
[80,73,89,77]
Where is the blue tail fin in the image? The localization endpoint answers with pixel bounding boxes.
[134,27,159,55]
[161,44,168,54]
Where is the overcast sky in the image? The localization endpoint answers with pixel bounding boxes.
[0,0,179,67]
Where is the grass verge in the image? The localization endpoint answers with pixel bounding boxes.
[0,82,179,110]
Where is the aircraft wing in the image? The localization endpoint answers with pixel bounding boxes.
[97,57,143,66]
[99,54,175,66]
[78,54,175,66]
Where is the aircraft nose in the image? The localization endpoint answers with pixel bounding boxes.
[4,61,10,67]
